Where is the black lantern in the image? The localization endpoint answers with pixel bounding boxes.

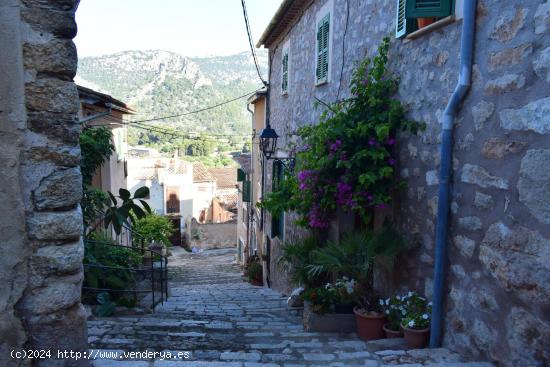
[259,126,279,160]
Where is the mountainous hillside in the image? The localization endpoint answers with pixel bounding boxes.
[76,50,267,142]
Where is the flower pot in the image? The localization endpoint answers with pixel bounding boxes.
[402,326,430,348]
[251,278,263,286]
[383,323,403,338]
[417,17,437,29]
[335,302,354,314]
[353,307,386,340]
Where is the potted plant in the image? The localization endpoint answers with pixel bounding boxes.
[401,292,432,348]
[247,260,263,286]
[301,285,336,314]
[417,17,437,28]
[333,277,356,314]
[381,295,406,338]
[353,288,386,341]
[306,226,406,340]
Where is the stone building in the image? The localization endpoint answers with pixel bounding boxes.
[0,0,87,366]
[256,0,550,366]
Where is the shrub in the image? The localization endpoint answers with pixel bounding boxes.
[133,212,176,246]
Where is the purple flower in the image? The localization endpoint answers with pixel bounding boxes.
[387,138,396,146]
[375,203,387,209]
[388,158,397,166]
[336,182,354,207]
[298,144,311,152]
[368,138,377,146]
[308,204,330,229]
[329,139,342,153]
[340,152,348,161]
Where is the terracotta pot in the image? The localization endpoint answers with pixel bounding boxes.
[383,323,403,338]
[402,326,430,348]
[251,278,263,286]
[417,17,437,29]
[353,307,386,340]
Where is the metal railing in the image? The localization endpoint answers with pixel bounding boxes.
[83,213,169,311]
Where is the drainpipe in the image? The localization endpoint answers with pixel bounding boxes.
[430,0,477,348]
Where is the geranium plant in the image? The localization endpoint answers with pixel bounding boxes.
[259,37,424,229]
[301,284,337,314]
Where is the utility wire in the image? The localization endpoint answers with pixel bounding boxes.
[241,0,268,86]
[121,88,263,125]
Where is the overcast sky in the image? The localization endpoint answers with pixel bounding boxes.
[74,0,282,57]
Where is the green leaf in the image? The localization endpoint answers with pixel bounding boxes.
[107,191,118,206]
[119,188,131,201]
[133,186,150,199]
[139,200,152,214]
[131,203,146,219]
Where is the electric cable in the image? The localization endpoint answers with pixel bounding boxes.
[241,0,268,86]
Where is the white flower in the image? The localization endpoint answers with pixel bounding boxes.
[401,309,406,315]
[428,302,432,307]
[396,296,401,301]
[408,291,413,297]
[408,320,415,328]
[385,298,390,305]
[386,310,390,315]
[379,299,384,306]
[422,314,429,320]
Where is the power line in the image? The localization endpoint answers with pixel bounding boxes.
[121,87,263,125]
[241,0,268,86]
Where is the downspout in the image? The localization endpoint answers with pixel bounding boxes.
[246,103,254,260]
[430,0,477,348]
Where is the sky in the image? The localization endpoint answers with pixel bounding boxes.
[74,0,283,57]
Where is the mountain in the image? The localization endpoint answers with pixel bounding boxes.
[76,50,268,143]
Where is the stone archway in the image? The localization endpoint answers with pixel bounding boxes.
[0,1,88,366]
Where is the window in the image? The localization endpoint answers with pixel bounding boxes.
[242,181,251,203]
[270,161,285,240]
[316,13,330,84]
[396,0,454,38]
[281,52,289,94]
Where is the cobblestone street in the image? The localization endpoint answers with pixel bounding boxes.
[89,248,492,366]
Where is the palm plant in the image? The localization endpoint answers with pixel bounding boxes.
[278,236,327,288]
[307,223,405,310]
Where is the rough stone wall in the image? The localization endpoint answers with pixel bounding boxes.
[266,0,550,365]
[0,1,88,366]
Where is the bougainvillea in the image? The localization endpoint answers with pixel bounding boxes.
[259,37,424,229]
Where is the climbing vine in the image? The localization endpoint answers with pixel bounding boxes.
[260,37,424,228]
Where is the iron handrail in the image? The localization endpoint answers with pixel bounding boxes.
[83,213,169,312]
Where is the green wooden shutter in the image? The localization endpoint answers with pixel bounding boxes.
[271,161,285,239]
[406,0,452,18]
[237,168,246,182]
[282,53,289,93]
[316,14,330,83]
[242,181,251,202]
[396,0,416,38]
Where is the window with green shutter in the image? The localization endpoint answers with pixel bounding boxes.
[396,0,454,38]
[282,52,289,94]
[316,13,330,84]
[242,181,251,203]
[406,0,452,18]
[395,0,416,38]
[237,168,246,182]
[271,161,285,239]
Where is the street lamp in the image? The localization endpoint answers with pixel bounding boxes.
[259,125,279,160]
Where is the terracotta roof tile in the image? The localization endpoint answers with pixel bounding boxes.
[208,168,237,189]
[193,162,216,182]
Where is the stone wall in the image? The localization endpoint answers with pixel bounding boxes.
[190,220,237,250]
[265,0,550,365]
[0,1,87,366]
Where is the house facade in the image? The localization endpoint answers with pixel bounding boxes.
[256,0,549,365]
[78,85,132,198]
[127,156,196,246]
